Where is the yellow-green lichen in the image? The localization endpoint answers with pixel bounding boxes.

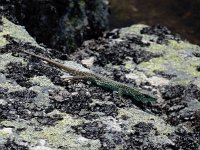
[118,108,175,145]
[172,79,192,85]
[0,128,13,138]
[30,76,63,90]
[138,57,165,76]
[0,36,9,47]
[118,108,174,135]
[124,58,136,70]
[1,119,31,129]
[0,54,26,90]
[125,63,134,70]
[145,43,168,53]
[19,113,101,149]
[139,40,200,78]
[168,40,199,50]
[119,24,149,38]
[119,24,160,45]
[0,53,26,71]
[120,25,200,80]
[0,81,25,92]
[1,112,101,149]
[1,17,43,49]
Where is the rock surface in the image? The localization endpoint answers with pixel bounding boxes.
[0,0,109,53]
[0,18,200,149]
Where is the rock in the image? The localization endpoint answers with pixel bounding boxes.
[0,0,109,53]
[0,17,200,149]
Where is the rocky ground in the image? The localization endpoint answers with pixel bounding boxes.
[0,0,109,53]
[0,16,200,150]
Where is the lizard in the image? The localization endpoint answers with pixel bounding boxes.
[20,50,157,103]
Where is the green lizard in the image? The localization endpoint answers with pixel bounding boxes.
[20,50,157,102]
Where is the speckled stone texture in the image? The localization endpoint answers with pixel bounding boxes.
[0,18,200,149]
[0,0,109,53]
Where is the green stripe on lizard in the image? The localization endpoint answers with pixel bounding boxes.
[20,50,157,103]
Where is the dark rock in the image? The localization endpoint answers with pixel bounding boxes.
[72,121,107,140]
[72,33,160,66]
[169,127,199,150]
[0,139,28,150]
[141,25,181,44]
[0,0,109,53]
[91,103,118,117]
[161,85,185,99]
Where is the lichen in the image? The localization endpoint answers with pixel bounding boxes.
[119,24,149,38]
[120,24,200,82]
[138,57,165,76]
[0,36,9,47]
[138,40,200,80]
[0,17,43,49]
[30,76,63,90]
[117,108,174,137]
[0,53,26,71]
[117,108,176,145]
[20,112,100,149]
[0,128,13,138]
[0,81,25,92]
[1,111,100,149]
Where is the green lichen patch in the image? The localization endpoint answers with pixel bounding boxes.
[138,57,165,76]
[119,24,159,45]
[119,24,200,84]
[117,108,174,144]
[0,17,43,49]
[118,108,174,135]
[0,112,101,149]
[0,36,9,47]
[119,24,149,38]
[0,128,13,139]
[138,40,200,82]
[30,75,64,90]
[0,53,26,71]
[0,81,25,92]
[19,112,100,149]
[0,71,25,92]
